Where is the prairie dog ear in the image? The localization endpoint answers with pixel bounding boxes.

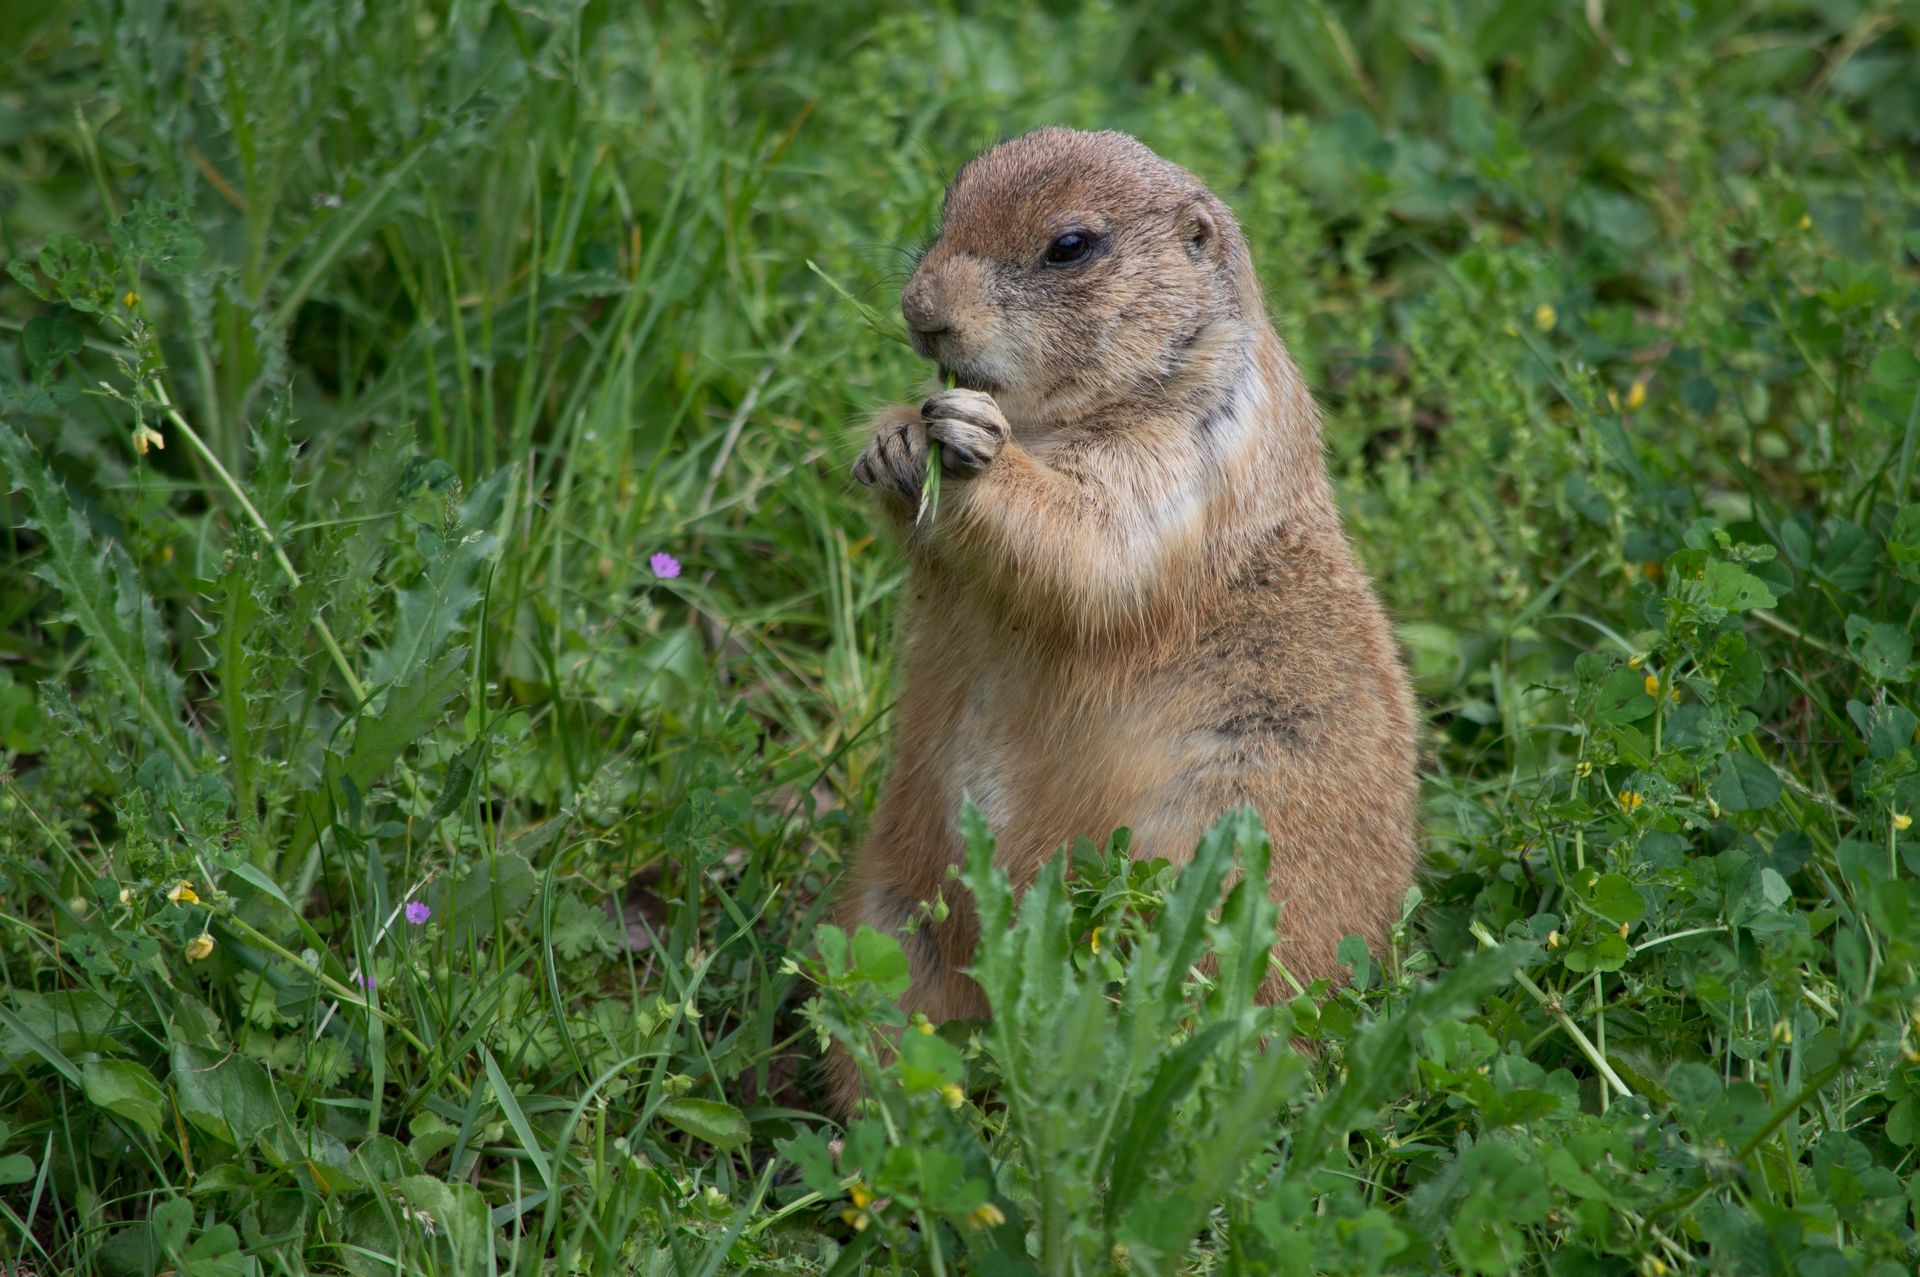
[1182,198,1220,262]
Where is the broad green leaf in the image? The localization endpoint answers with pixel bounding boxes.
[1702,560,1777,612]
[1844,616,1912,683]
[850,926,912,998]
[393,1175,490,1265]
[1818,520,1879,590]
[82,1058,165,1140]
[895,1023,964,1092]
[1582,872,1646,925]
[1594,668,1655,724]
[172,1041,278,1149]
[1544,1147,1610,1200]
[152,1197,192,1250]
[1711,752,1781,812]
[21,313,84,375]
[437,853,537,948]
[1563,933,1629,973]
[655,1097,750,1151]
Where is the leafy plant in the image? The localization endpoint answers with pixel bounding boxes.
[2,0,1917,1273]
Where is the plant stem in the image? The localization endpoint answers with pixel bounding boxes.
[151,380,367,703]
[1469,921,1633,1099]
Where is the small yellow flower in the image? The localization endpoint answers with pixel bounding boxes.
[1575,760,1593,779]
[1618,921,1630,939]
[132,424,165,455]
[123,291,139,307]
[1627,653,1644,669]
[118,887,133,906]
[1643,674,1660,697]
[1625,378,1647,410]
[1618,790,1644,814]
[849,1182,874,1210]
[1798,214,1811,231]
[168,880,200,905]
[184,933,215,962]
[1771,1020,1792,1044]
[841,1207,870,1231]
[1089,926,1102,955]
[1893,811,1912,832]
[939,1081,965,1109]
[916,1019,935,1036]
[1547,930,1561,949]
[1534,303,1557,332]
[966,1202,1006,1230]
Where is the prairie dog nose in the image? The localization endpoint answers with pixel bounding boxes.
[902,274,949,336]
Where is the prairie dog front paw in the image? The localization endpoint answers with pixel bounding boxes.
[852,406,930,504]
[921,389,1008,476]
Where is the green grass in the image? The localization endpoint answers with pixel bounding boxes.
[1,1,1918,1273]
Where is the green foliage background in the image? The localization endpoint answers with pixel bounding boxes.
[2,1,1918,1273]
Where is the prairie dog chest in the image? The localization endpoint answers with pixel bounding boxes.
[908,625,1169,847]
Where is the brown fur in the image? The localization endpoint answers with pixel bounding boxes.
[831,129,1416,1112]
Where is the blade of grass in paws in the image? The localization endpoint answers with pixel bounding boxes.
[917,369,958,527]
[807,258,942,520]
[805,259,912,349]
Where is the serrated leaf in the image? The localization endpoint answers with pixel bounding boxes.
[365,465,512,689]
[110,200,204,278]
[341,646,468,794]
[297,646,466,853]
[1105,1021,1235,1225]
[0,424,195,769]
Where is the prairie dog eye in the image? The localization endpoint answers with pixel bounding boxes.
[1043,230,1098,266]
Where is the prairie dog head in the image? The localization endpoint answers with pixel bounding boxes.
[901,128,1261,429]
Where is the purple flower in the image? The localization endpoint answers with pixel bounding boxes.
[354,973,376,991]
[650,552,681,580]
[404,900,431,926]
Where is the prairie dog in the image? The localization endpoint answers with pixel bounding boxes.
[833,128,1416,1109]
